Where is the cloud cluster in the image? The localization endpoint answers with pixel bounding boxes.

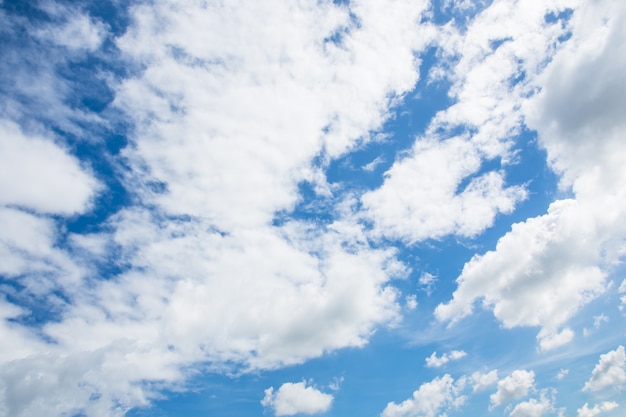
[436,0,626,350]
[0,0,433,415]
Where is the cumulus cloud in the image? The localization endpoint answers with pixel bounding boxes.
[361,0,580,244]
[425,350,467,368]
[0,0,437,415]
[490,370,535,409]
[381,374,465,417]
[509,396,553,417]
[0,119,97,303]
[583,346,626,392]
[262,382,333,417]
[470,370,499,392]
[0,119,99,215]
[435,0,626,350]
[577,402,619,417]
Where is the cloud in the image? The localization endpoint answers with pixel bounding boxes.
[381,374,465,417]
[425,350,467,368]
[0,119,99,215]
[556,369,569,380]
[434,0,626,351]
[583,346,626,392]
[0,1,437,415]
[470,370,499,392]
[362,156,385,172]
[0,118,97,301]
[577,402,619,417]
[509,395,553,417]
[362,137,526,243]
[490,370,535,409]
[262,382,333,417]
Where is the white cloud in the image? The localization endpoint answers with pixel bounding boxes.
[0,119,96,299]
[556,369,569,380]
[35,10,106,52]
[577,402,619,417]
[470,370,499,392]
[381,374,466,417]
[509,396,553,417]
[583,346,626,392]
[435,199,602,350]
[0,1,438,415]
[425,350,467,368]
[363,156,385,172]
[433,0,626,350]
[361,0,584,245]
[362,136,526,243]
[405,295,418,310]
[262,382,333,417]
[490,370,535,409]
[0,119,99,215]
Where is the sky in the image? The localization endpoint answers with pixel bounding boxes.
[0,0,625,416]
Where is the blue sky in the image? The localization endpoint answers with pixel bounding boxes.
[0,1,625,417]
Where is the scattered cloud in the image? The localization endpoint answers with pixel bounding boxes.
[425,350,467,368]
[490,370,535,409]
[509,395,554,417]
[418,272,437,296]
[470,370,499,392]
[577,402,619,417]
[1,0,626,416]
[381,374,465,417]
[262,381,333,417]
[583,346,626,392]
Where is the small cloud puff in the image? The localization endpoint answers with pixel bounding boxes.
[262,381,333,417]
[425,350,467,368]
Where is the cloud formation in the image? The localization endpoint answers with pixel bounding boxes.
[436,0,626,351]
[262,381,333,416]
[425,350,467,368]
[583,345,626,392]
[490,370,535,409]
[381,374,465,417]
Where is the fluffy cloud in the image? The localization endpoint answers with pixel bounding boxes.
[0,120,98,215]
[362,0,580,243]
[583,346,626,392]
[0,1,436,415]
[425,350,467,368]
[362,137,525,242]
[509,396,553,417]
[470,370,499,392]
[490,370,535,409]
[0,119,97,305]
[436,0,626,350]
[381,374,465,417]
[577,402,619,417]
[262,382,333,416]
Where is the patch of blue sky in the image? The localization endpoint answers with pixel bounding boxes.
[428,0,495,28]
